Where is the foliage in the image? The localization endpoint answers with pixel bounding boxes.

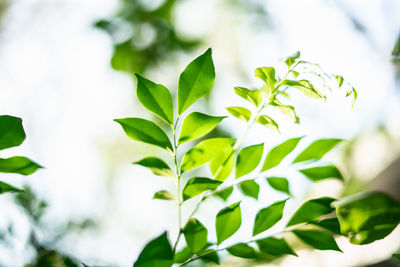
[114,49,399,266]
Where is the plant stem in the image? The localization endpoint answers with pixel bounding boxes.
[172,115,182,254]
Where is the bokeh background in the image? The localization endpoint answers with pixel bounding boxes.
[0,0,400,266]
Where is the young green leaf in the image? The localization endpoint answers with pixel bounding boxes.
[310,218,341,235]
[233,87,263,107]
[0,181,24,194]
[238,180,259,200]
[183,218,208,253]
[178,48,215,114]
[292,138,342,163]
[332,192,400,244]
[153,190,175,200]
[0,156,42,175]
[173,246,192,263]
[134,232,173,267]
[215,202,242,245]
[226,243,258,259]
[236,143,264,178]
[182,177,222,201]
[261,137,302,171]
[280,80,324,98]
[292,229,341,251]
[133,157,175,178]
[135,74,173,125]
[286,197,335,227]
[253,199,287,236]
[255,67,277,94]
[334,75,344,87]
[270,100,300,123]
[256,237,297,256]
[226,107,252,122]
[299,164,343,182]
[266,177,291,196]
[210,149,235,181]
[0,115,26,150]
[346,86,358,107]
[215,186,234,201]
[284,51,300,68]
[181,138,235,172]
[114,118,172,151]
[255,115,279,132]
[178,112,226,144]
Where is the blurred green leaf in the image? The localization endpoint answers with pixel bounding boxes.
[134,232,173,267]
[253,199,287,236]
[255,115,279,132]
[0,156,42,175]
[183,218,208,253]
[334,75,344,87]
[153,190,175,200]
[135,74,173,125]
[216,202,241,244]
[255,67,277,94]
[292,229,341,251]
[262,137,302,171]
[236,143,264,178]
[178,49,215,114]
[270,99,300,123]
[199,249,220,264]
[310,218,341,235]
[210,148,235,181]
[287,197,335,227]
[181,138,235,172]
[280,80,324,98]
[0,181,23,194]
[173,246,192,263]
[292,138,342,163]
[179,112,226,144]
[114,118,172,150]
[256,237,297,256]
[133,157,174,178]
[266,177,291,196]
[226,107,252,122]
[284,51,300,68]
[183,177,221,201]
[233,87,263,107]
[299,164,343,182]
[215,186,233,201]
[227,243,258,259]
[333,192,400,244]
[238,180,259,200]
[0,115,26,150]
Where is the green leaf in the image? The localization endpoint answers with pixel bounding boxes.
[287,197,335,227]
[133,157,174,178]
[292,138,342,163]
[181,138,235,172]
[183,218,208,253]
[227,243,258,259]
[280,80,324,98]
[226,107,252,122]
[173,246,192,263]
[134,232,173,267]
[346,86,357,108]
[238,180,259,200]
[284,51,300,68]
[153,190,175,200]
[233,87,263,107]
[178,48,215,114]
[292,229,341,251]
[253,199,287,236]
[255,115,279,132]
[236,143,264,178]
[266,177,291,196]
[179,112,226,144]
[262,137,302,171]
[256,237,297,256]
[255,67,277,94]
[0,156,42,175]
[182,177,222,201]
[210,148,235,181]
[334,75,344,87]
[270,99,300,123]
[114,118,172,151]
[310,218,341,235]
[332,192,400,244]
[216,201,242,245]
[0,115,26,150]
[0,181,24,194]
[215,186,233,201]
[135,74,173,125]
[199,249,220,264]
[299,164,343,182]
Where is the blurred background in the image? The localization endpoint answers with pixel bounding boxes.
[0,0,399,266]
